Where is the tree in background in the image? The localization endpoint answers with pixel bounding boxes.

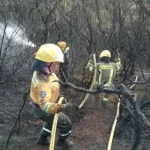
[0,0,150,84]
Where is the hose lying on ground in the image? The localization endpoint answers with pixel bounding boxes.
[107,99,121,150]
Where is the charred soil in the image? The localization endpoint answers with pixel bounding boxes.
[0,78,149,150]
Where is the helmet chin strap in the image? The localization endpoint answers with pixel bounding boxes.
[48,63,53,73]
[43,62,53,74]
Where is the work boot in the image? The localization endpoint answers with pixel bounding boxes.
[37,135,50,145]
[56,139,73,149]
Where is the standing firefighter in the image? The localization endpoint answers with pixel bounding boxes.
[83,54,94,88]
[30,44,78,148]
[57,41,70,81]
[86,54,94,72]
[97,50,121,103]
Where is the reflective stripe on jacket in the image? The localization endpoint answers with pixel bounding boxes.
[30,71,63,114]
[97,61,120,88]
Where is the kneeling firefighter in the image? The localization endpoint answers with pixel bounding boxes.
[30,43,78,148]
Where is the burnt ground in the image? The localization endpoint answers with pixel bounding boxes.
[0,76,150,150]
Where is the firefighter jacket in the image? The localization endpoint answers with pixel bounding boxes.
[64,51,69,66]
[96,58,121,88]
[30,71,64,114]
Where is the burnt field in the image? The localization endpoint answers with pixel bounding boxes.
[0,78,150,150]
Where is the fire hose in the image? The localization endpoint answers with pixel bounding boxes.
[107,99,121,150]
[107,73,138,150]
[49,97,65,150]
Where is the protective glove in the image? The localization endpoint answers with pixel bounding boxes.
[63,103,79,121]
[63,103,79,113]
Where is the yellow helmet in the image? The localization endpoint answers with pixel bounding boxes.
[99,50,111,58]
[35,44,64,63]
[57,41,69,51]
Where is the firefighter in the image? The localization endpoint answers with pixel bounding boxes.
[30,43,78,148]
[57,41,70,81]
[86,54,94,72]
[97,50,121,103]
[83,54,94,88]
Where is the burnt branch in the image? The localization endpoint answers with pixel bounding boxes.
[5,90,30,149]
